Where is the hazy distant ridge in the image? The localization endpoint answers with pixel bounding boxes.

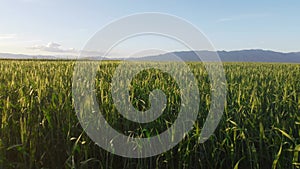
[1,49,300,63]
[139,49,300,63]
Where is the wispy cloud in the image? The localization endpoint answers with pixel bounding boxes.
[216,13,271,23]
[29,42,107,56]
[29,42,77,53]
[0,34,17,39]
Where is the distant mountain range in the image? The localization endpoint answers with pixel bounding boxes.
[0,53,58,60]
[1,49,300,63]
[136,49,300,63]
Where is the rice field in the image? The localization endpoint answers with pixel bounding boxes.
[0,60,299,169]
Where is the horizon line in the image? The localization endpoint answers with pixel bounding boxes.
[0,48,299,58]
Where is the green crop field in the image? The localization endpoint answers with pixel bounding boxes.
[0,60,299,169]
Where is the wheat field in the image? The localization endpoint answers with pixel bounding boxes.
[0,60,299,169]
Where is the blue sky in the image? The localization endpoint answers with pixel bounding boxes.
[0,0,299,56]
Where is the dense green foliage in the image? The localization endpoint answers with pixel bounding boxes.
[0,60,299,169]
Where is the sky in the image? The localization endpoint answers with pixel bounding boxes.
[0,0,300,57]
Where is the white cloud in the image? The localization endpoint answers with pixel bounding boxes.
[0,34,17,39]
[216,13,271,23]
[29,42,108,56]
[29,42,77,53]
